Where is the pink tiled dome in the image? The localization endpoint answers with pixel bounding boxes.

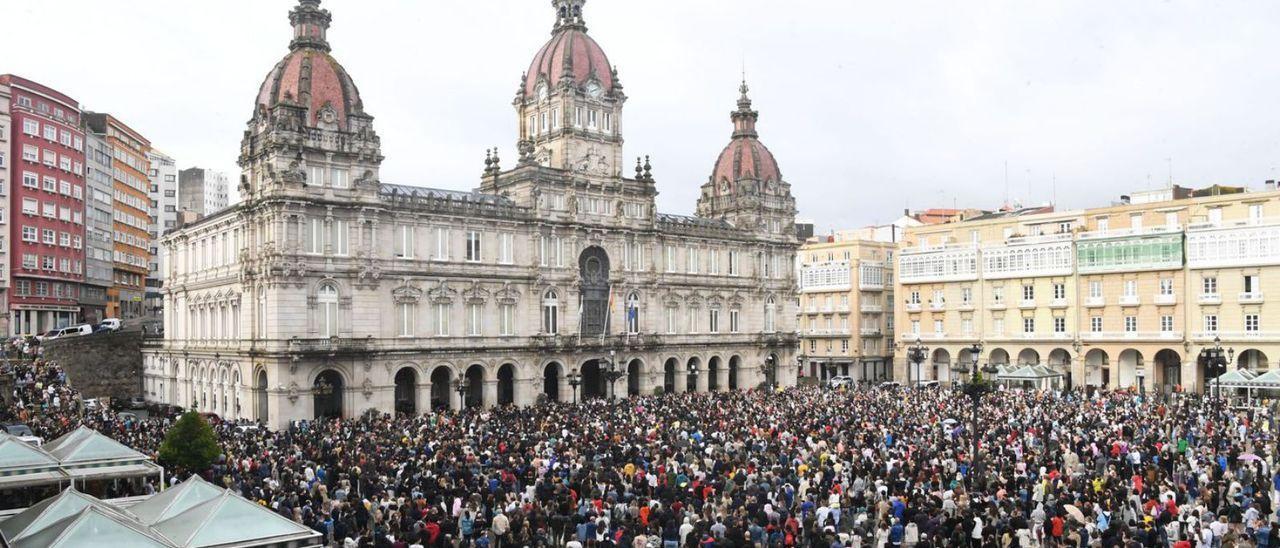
[524,1,616,97]
[710,81,782,184]
[253,0,365,130]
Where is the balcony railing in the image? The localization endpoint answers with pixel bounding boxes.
[859,328,883,337]
[1198,293,1222,305]
[1119,295,1140,306]
[905,302,921,312]
[1081,331,1182,341]
[1191,330,1279,341]
[860,304,883,313]
[1018,299,1036,309]
[1154,294,1176,305]
[1085,296,1105,307]
[859,281,884,291]
[929,300,945,310]
[988,300,1006,310]
[1050,298,1069,308]
[805,328,851,337]
[1078,225,1182,240]
[1239,291,1265,304]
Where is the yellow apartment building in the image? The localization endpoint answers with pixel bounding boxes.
[894,187,1280,393]
[798,232,896,383]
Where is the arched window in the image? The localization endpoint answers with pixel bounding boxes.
[626,292,640,334]
[542,289,559,334]
[318,283,339,337]
[764,296,777,333]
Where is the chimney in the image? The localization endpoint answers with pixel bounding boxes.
[1266,180,1277,191]
[903,208,910,216]
[1120,195,1131,205]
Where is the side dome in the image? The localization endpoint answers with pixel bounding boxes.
[711,81,782,185]
[524,0,616,97]
[252,0,366,131]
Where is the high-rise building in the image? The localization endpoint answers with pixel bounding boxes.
[0,82,10,336]
[0,75,87,334]
[894,185,1280,393]
[80,126,114,324]
[143,0,799,427]
[84,113,151,319]
[177,167,229,217]
[146,150,178,319]
[798,232,896,383]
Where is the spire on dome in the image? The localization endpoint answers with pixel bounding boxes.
[731,79,759,138]
[289,0,332,52]
[552,0,588,32]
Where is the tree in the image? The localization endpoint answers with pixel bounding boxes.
[158,412,221,471]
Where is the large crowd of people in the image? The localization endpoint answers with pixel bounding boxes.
[4,357,1280,548]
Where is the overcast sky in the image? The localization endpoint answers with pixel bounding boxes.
[6,1,1280,232]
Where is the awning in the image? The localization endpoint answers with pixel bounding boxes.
[1000,364,1065,380]
[1211,369,1259,389]
[1246,369,1280,388]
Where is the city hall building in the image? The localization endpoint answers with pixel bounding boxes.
[143,0,799,427]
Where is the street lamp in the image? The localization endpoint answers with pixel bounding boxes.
[908,337,929,388]
[959,341,997,485]
[686,361,699,393]
[601,351,625,400]
[763,355,777,389]
[567,367,582,404]
[1198,335,1234,414]
[454,376,471,409]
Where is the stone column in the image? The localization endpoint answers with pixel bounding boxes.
[483,380,498,409]
[417,381,432,415]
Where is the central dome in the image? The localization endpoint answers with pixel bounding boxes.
[711,81,782,184]
[523,0,616,97]
[253,0,366,131]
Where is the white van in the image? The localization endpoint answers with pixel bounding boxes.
[56,324,93,338]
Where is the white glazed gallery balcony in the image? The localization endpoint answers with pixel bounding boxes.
[1187,217,1280,269]
[898,243,979,284]
[982,235,1074,280]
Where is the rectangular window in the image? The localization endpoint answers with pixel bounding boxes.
[395,225,414,258]
[398,303,415,337]
[934,319,944,335]
[465,230,482,262]
[499,304,514,336]
[728,251,740,276]
[1160,315,1174,333]
[22,144,38,162]
[21,226,36,242]
[434,303,450,336]
[1124,316,1137,333]
[709,309,720,333]
[666,307,677,334]
[1023,317,1035,333]
[1022,284,1034,301]
[962,318,973,334]
[498,233,514,264]
[308,166,324,186]
[992,286,1004,303]
[330,219,348,255]
[910,320,920,335]
[1250,204,1264,224]
[729,309,740,333]
[666,246,677,273]
[1054,317,1066,333]
[21,198,36,215]
[1204,314,1218,333]
[435,227,450,260]
[1244,274,1260,294]
[1123,280,1137,297]
[1203,276,1218,295]
[467,303,483,336]
[41,202,55,219]
[1246,314,1260,333]
[1159,278,1173,295]
[993,318,1004,334]
[687,308,698,333]
[23,119,38,135]
[961,287,972,304]
[43,125,56,141]
[23,172,38,188]
[306,218,323,253]
[708,250,719,274]
[1089,280,1102,299]
[42,229,55,244]
[1053,283,1065,300]
[687,247,699,274]
[330,168,348,189]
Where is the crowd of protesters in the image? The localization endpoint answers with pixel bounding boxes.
[5,357,1280,548]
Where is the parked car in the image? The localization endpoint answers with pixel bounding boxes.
[828,376,854,389]
[35,329,61,342]
[2,423,34,437]
[98,318,122,332]
[878,381,902,390]
[127,397,147,409]
[55,324,93,338]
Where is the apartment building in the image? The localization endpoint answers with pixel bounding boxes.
[80,128,114,323]
[894,186,1280,393]
[1,75,87,334]
[84,112,151,319]
[798,233,895,383]
[146,149,177,318]
[177,167,228,217]
[0,83,9,335]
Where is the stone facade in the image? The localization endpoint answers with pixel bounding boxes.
[44,330,144,402]
[143,0,799,428]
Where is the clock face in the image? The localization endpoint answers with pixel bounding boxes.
[586,82,602,99]
[536,84,548,101]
